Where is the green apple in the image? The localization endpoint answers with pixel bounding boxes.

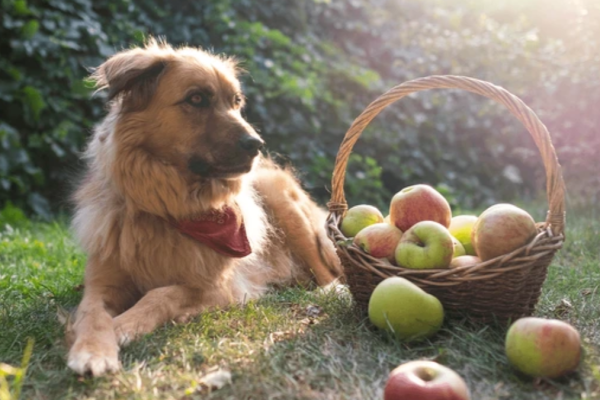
[389,184,452,232]
[450,255,481,269]
[472,204,537,261]
[451,236,466,258]
[395,221,454,269]
[448,215,478,256]
[368,277,444,341]
[340,205,384,237]
[353,223,403,260]
[505,317,581,378]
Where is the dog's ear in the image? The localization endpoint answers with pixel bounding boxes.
[92,46,168,112]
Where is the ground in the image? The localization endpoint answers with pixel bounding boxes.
[0,206,598,400]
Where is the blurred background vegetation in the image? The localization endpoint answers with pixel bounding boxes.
[1,0,598,218]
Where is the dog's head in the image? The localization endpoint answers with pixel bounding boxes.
[92,39,263,182]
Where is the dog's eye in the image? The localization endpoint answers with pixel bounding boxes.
[234,94,243,107]
[186,93,210,108]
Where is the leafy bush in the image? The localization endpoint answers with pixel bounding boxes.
[1,0,598,217]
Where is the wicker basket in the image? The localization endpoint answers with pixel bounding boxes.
[326,75,566,324]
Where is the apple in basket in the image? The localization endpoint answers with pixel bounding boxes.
[448,215,478,256]
[395,221,454,269]
[353,223,403,260]
[340,205,384,237]
[505,317,581,378]
[450,255,481,269]
[368,277,444,341]
[384,361,471,400]
[451,236,466,258]
[389,184,452,232]
[472,204,537,261]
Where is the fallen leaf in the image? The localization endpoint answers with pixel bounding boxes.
[305,305,322,318]
[199,368,231,391]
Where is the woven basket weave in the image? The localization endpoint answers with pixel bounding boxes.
[326,75,566,324]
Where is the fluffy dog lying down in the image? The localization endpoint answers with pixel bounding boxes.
[68,39,343,376]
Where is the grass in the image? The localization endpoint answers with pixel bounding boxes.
[0,205,599,399]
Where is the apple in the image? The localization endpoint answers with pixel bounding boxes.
[389,184,452,232]
[395,221,454,269]
[368,277,444,341]
[472,204,537,261]
[353,223,403,260]
[384,361,471,400]
[340,205,384,237]
[505,317,581,378]
[451,236,466,258]
[448,215,478,256]
[450,255,481,269]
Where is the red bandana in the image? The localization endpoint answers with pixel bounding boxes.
[173,204,252,258]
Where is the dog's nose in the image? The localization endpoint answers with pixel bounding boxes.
[238,135,264,155]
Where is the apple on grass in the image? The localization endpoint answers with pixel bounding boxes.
[353,223,403,260]
[472,204,537,261]
[368,277,444,341]
[505,317,581,378]
[389,184,452,232]
[384,360,471,400]
[449,215,478,256]
[395,221,454,269]
[340,205,384,237]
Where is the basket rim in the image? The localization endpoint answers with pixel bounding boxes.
[327,75,566,236]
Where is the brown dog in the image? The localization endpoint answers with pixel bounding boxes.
[67,39,343,376]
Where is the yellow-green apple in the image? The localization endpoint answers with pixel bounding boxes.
[448,215,478,255]
[472,204,537,261]
[505,317,581,378]
[395,221,454,269]
[389,184,452,232]
[353,223,403,260]
[451,237,466,258]
[384,361,471,400]
[450,255,481,269]
[368,277,444,341]
[340,205,384,237]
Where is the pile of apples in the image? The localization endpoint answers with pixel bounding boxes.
[340,184,582,399]
[341,183,539,269]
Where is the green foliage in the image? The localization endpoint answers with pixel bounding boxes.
[1,0,598,216]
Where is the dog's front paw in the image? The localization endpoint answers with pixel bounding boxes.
[68,338,120,376]
[113,315,154,347]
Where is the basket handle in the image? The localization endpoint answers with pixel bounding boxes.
[327,75,566,236]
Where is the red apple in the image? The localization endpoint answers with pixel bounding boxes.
[353,223,403,259]
[471,203,537,261]
[384,361,471,400]
[505,317,581,378]
[449,255,481,269]
[389,185,452,232]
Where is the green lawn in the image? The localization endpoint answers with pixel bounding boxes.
[0,206,599,400]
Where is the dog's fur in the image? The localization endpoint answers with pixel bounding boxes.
[67,39,343,376]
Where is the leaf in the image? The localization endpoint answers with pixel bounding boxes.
[198,368,232,391]
[27,193,51,221]
[21,20,39,39]
[21,86,46,122]
[13,0,31,16]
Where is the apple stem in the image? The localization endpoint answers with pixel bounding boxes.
[415,367,437,382]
